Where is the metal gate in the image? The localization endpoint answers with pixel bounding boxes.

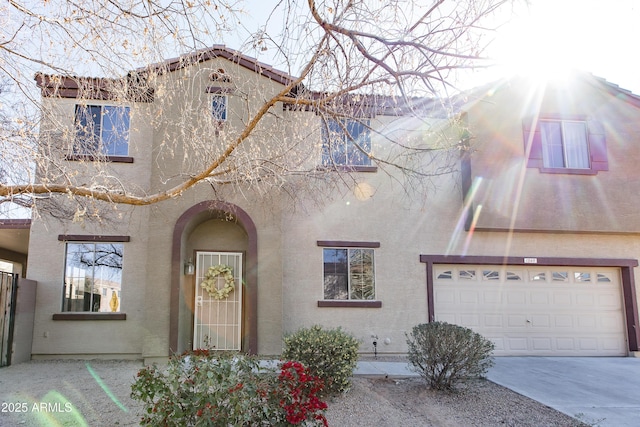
[193,252,243,351]
[0,272,18,367]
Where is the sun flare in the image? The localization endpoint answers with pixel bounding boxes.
[485,0,639,90]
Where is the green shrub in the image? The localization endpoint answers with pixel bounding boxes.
[282,325,359,396]
[406,322,495,390]
[130,350,328,426]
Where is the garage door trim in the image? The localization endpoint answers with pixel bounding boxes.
[419,255,639,353]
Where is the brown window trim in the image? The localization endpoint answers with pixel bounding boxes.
[538,167,598,176]
[53,313,126,320]
[318,242,380,307]
[317,240,380,248]
[522,115,607,174]
[65,154,134,163]
[206,86,235,94]
[317,300,382,308]
[317,165,378,173]
[58,235,130,242]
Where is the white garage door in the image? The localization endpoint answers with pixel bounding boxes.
[434,265,627,356]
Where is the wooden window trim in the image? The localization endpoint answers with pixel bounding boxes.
[522,116,607,174]
[317,300,382,308]
[65,154,134,163]
[53,313,126,320]
[538,167,598,175]
[316,165,378,173]
[58,235,130,242]
[319,241,379,305]
[206,86,235,94]
[317,240,380,248]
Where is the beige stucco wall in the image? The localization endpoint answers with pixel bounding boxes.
[137,191,284,359]
[28,204,150,358]
[28,59,640,359]
[29,80,156,359]
[277,75,640,356]
[280,168,640,355]
[280,128,464,354]
[466,76,640,232]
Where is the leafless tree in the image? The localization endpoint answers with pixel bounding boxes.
[0,0,513,219]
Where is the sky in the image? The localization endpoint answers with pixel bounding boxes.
[231,0,640,95]
[477,0,640,94]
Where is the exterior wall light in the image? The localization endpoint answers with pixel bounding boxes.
[184,259,195,276]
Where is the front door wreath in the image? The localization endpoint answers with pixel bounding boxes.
[200,265,235,300]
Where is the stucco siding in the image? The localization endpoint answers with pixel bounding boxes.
[29,205,150,358]
[467,76,640,233]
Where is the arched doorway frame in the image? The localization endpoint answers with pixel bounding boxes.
[170,201,258,354]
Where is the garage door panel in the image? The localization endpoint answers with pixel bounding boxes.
[531,337,552,351]
[482,291,502,304]
[576,294,595,306]
[598,293,622,308]
[435,289,455,304]
[529,314,551,328]
[460,290,479,304]
[434,265,626,356]
[507,314,527,328]
[602,337,625,351]
[553,314,573,328]
[553,292,572,305]
[507,291,526,304]
[508,337,529,351]
[488,337,505,351]
[484,314,503,327]
[556,338,575,350]
[459,314,480,326]
[578,337,599,351]
[599,313,624,330]
[530,292,550,305]
[577,315,597,328]
[435,313,456,324]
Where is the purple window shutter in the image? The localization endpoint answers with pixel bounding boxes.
[522,116,543,168]
[588,120,608,171]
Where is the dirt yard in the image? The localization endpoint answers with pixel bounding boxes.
[0,360,588,426]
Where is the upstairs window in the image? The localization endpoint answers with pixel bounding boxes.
[75,105,130,156]
[63,242,123,312]
[523,116,607,174]
[212,94,228,121]
[540,120,589,169]
[322,119,371,167]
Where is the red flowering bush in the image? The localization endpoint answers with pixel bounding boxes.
[276,361,328,426]
[131,351,328,426]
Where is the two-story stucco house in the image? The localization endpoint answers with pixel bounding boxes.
[21,46,640,363]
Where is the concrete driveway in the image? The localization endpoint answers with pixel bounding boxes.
[487,357,640,427]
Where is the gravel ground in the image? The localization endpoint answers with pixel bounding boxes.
[0,359,588,427]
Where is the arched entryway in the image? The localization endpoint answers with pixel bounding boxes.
[170,201,258,354]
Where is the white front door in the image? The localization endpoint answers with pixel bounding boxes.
[193,251,243,350]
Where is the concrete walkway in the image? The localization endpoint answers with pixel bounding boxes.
[354,359,417,377]
[355,357,640,427]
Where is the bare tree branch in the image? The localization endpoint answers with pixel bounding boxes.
[0,0,515,219]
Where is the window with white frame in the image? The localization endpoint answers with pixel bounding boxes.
[323,248,375,300]
[212,94,228,121]
[540,119,590,169]
[321,118,371,166]
[74,105,130,156]
[63,242,123,312]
